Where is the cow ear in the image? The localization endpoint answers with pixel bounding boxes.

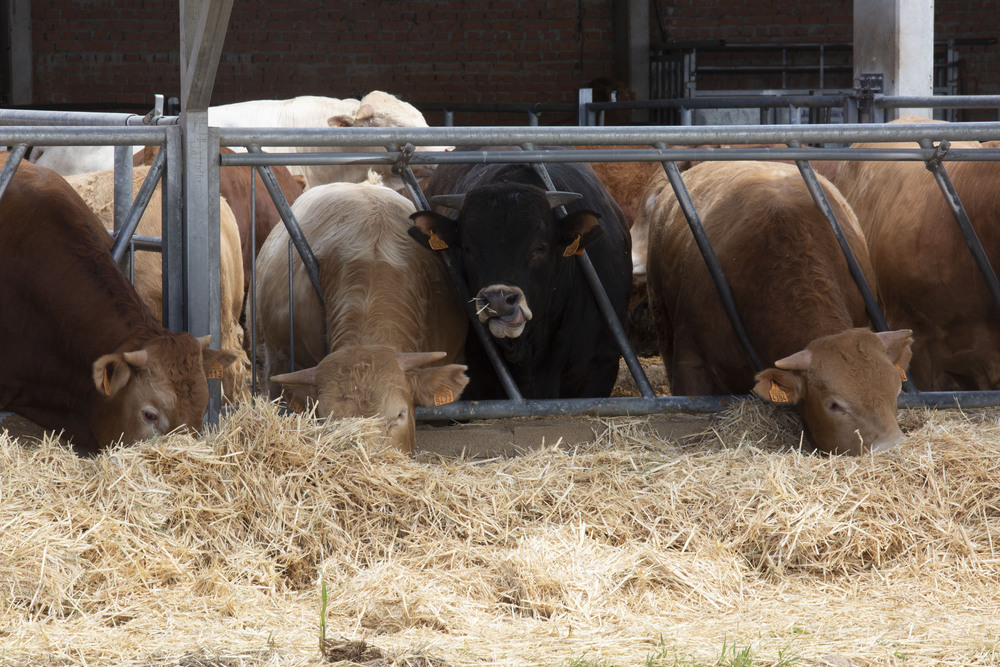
[203,347,240,381]
[557,210,603,256]
[409,211,459,251]
[92,354,136,398]
[410,364,470,408]
[328,113,355,128]
[270,367,320,414]
[876,329,914,372]
[752,368,805,405]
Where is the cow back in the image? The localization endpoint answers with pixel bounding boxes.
[254,176,467,391]
[836,131,1000,390]
[67,166,251,402]
[645,160,875,394]
[0,158,226,453]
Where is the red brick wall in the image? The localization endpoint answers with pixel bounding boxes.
[22,0,1000,123]
[29,0,617,124]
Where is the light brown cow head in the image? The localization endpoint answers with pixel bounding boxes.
[270,345,469,455]
[752,328,914,456]
[90,334,239,449]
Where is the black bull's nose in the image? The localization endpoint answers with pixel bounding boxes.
[478,288,522,318]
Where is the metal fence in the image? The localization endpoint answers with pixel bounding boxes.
[5,107,1000,429]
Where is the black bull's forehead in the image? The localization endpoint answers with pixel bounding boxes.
[461,188,554,245]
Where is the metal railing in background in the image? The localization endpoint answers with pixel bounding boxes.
[217,120,1000,420]
[5,115,1000,427]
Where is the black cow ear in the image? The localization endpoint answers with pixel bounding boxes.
[409,211,458,251]
[557,210,603,256]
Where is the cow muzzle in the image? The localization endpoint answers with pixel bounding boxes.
[475,284,533,339]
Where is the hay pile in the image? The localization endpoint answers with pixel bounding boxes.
[1,399,999,666]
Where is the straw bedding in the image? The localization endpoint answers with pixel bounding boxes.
[1,399,998,666]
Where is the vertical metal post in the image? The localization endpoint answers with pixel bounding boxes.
[181,112,222,423]
[162,126,185,332]
[113,145,135,276]
[249,165,258,392]
[578,88,595,127]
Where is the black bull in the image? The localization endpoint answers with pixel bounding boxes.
[408,149,632,400]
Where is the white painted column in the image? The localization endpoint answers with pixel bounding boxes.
[854,0,935,120]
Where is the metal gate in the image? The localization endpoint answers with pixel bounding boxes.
[5,108,1000,431]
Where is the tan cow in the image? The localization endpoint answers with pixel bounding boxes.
[253,173,469,454]
[643,160,913,455]
[0,158,238,455]
[834,117,995,391]
[134,146,306,296]
[67,167,251,403]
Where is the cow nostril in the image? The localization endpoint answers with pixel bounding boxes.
[503,292,519,307]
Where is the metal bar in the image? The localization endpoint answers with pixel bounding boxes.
[877,94,1000,110]
[417,395,737,420]
[790,145,917,393]
[416,389,1000,422]
[245,145,325,313]
[920,138,1000,317]
[526,157,656,399]
[214,122,1000,150]
[250,164,258,392]
[0,109,177,126]
[790,145,890,331]
[394,159,524,401]
[221,146,1000,168]
[113,145,135,275]
[658,151,764,373]
[110,147,167,263]
[288,237,295,372]
[162,126,184,332]
[182,112,222,422]
[0,143,28,202]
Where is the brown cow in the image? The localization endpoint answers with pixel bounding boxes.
[0,158,238,455]
[834,117,995,390]
[254,173,469,454]
[67,166,251,403]
[643,160,913,455]
[134,146,305,296]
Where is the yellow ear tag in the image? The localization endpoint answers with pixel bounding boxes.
[433,387,456,406]
[562,234,582,257]
[896,364,908,382]
[102,368,113,396]
[429,231,449,251]
[288,396,306,414]
[769,381,790,404]
[205,360,224,380]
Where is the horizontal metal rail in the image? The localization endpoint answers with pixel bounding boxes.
[220,146,1000,170]
[215,121,1000,149]
[416,390,1000,421]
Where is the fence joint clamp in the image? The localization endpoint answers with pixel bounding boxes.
[925,140,951,172]
[392,143,416,175]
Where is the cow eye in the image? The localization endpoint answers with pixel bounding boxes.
[141,407,161,428]
[532,242,549,258]
[825,399,847,415]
